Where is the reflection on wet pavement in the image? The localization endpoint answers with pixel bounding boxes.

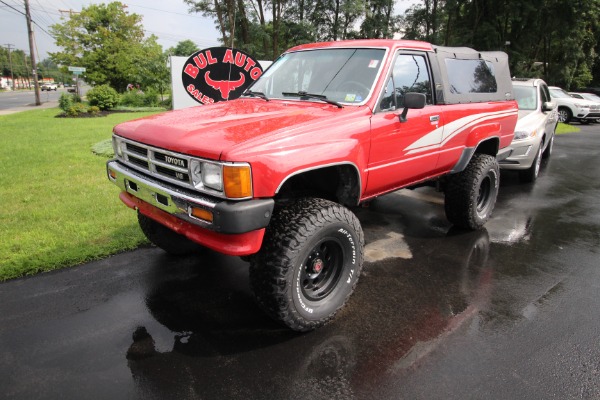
[119,189,495,399]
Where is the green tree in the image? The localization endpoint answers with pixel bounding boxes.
[136,38,170,100]
[49,1,163,92]
[167,40,200,56]
[399,0,600,89]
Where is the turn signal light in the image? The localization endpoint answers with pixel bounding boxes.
[190,207,213,223]
[223,165,252,198]
[108,169,117,180]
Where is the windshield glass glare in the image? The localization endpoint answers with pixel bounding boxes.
[549,88,571,99]
[250,48,385,104]
[513,86,537,110]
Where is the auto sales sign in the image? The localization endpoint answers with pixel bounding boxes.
[182,47,263,105]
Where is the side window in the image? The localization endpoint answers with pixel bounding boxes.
[377,53,432,112]
[540,84,551,104]
[392,54,432,107]
[445,59,497,94]
[378,78,396,111]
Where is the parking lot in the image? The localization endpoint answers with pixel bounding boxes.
[1,124,599,400]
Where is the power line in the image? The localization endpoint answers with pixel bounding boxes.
[0,0,24,16]
[0,0,54,39]
[126,3,208,19]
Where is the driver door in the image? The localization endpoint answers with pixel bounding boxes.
[365,52,444,197]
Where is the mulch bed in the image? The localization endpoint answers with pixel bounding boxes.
[55,110,131,118]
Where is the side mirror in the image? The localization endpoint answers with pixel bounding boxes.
[542,101,555,112]
[399,92,427,122]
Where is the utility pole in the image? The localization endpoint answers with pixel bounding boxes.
[24,0,41,105]
[4,44,15,91]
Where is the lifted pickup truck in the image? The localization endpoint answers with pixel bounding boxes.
[107,39,517,331]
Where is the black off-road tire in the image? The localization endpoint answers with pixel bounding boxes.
[138,212,204,255]
[249,198,364,331]
[444,153,499,230]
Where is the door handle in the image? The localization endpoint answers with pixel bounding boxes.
[430,115,440,122]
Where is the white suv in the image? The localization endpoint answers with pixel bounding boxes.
[549,86,599,123]
[501,79,558,183]
[41,83,58,91]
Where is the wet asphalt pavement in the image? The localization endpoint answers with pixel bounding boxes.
[2,125,600,400]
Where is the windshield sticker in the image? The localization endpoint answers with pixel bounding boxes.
[368,60,379,68]
[344,94,357,102]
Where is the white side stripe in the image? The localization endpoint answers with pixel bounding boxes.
[405,110,517,155]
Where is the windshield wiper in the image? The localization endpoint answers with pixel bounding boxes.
[242,90,269,101]
[282,91,343,108]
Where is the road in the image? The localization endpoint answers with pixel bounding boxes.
[1,124,599,399]
[0,89,63,110]
[0,86,88,111]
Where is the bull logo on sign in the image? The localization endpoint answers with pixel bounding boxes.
[204,72,246,100]
[182,47,263,105]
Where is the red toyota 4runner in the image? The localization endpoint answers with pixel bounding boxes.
[107,40,518,331]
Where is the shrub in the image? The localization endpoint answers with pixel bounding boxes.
[142,89,159,107]
[86,84,120,110]
[66,103,87,117]
[120,91,144,107]
[58,93,73,112]
[87,105,100,115]
[159,96,172,109]
[119,89,160,108]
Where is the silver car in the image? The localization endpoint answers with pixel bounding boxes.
[500,78,558,183]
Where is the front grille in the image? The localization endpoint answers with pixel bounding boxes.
[127,143,147,156]
[121,139,196,190]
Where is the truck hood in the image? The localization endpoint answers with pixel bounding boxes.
[113,99,358,160]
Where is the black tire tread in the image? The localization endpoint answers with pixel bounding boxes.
[249,198,364,331]
[444,153,499,230]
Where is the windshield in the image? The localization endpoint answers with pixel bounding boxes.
[581,93,600,102]
[513,86,537,110]
[250,48,385,104]
[549,88,571,99]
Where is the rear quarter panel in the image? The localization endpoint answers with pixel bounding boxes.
[436,101,518,171]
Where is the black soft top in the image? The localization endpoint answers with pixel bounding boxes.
[431,45,514,105]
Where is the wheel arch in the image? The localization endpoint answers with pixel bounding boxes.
[275,162,362,207]
[450,137,499,174]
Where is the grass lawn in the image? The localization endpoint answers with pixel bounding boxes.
[0,108,162,281]
[556,122,581,134]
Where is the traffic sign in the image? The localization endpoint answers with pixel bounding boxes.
[68,66,86,72]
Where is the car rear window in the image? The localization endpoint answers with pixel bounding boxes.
[445,59,498,94]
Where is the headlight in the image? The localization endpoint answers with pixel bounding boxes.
[190,160,222,191]
[112,137,124,158]
[514,129,536,140]
[202,162,223,191]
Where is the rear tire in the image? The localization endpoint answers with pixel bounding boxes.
[138,212,203,255]
[519,142,543,183]
[542,132,554,159]
[249,198,364,331]
[444,154,499,230]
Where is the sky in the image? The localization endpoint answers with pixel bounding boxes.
[1,0,419,62]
